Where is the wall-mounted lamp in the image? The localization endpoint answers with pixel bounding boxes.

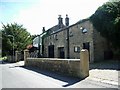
[80,26,83,30]
[80,26,87,34]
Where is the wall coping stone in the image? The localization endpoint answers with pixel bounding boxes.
[27,58,80,61]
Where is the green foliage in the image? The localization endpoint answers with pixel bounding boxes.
[90,1,120,50]
[1,23,32,56]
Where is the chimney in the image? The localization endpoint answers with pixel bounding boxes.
[42,27,45,33]
[58,15,63,29]
[65,14,69,26]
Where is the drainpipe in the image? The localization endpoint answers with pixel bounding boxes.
[38,28,47,57]
[67,27,70,59]
[38,35,40,57]
[66,14,70,59]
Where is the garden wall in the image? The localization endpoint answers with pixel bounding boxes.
[24,49,89,79]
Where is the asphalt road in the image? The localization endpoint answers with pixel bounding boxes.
[0,61,118,89]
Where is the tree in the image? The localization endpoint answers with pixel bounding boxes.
[90,0,120,57]
[1,23,32,56]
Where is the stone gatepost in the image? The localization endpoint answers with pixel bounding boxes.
[24,49,29,66]
[15,51,19,62]
[80,49,89,78]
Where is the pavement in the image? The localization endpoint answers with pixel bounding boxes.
[88,60,119,87]
[88,69,119,86]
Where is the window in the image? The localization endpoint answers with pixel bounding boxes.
[54,34,58,40]
[49,36,51,39]
[74,46,80,53]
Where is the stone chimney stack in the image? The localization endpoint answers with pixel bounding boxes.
[65,14,69,26]
[58,15,63,29]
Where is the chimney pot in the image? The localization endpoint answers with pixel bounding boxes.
[42,27,45,33]
[58,15,63,29]
[65,14,69,26]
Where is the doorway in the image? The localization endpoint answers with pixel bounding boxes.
[48,45,54,58]
[83,42,90,51]
[58,47,65,58]
[83,42,90,61]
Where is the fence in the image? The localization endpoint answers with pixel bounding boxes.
[15,50,38,62]
[24,49,89,79]
[29,50,39,58]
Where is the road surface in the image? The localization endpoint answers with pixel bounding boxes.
[0,61,118,89]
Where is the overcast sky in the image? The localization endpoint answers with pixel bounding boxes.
[0,0,109,35]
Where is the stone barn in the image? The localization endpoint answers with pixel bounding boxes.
[42,15,109,62]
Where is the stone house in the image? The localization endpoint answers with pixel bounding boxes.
[42,15,109,62]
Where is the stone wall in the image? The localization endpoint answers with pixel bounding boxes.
[93,27,108,61]
[69,20,94,62]
[26,58,81,77]
[25,49,89,79]
[15,51,24,62]
[43,29,66,58]
[7,55,15,62]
